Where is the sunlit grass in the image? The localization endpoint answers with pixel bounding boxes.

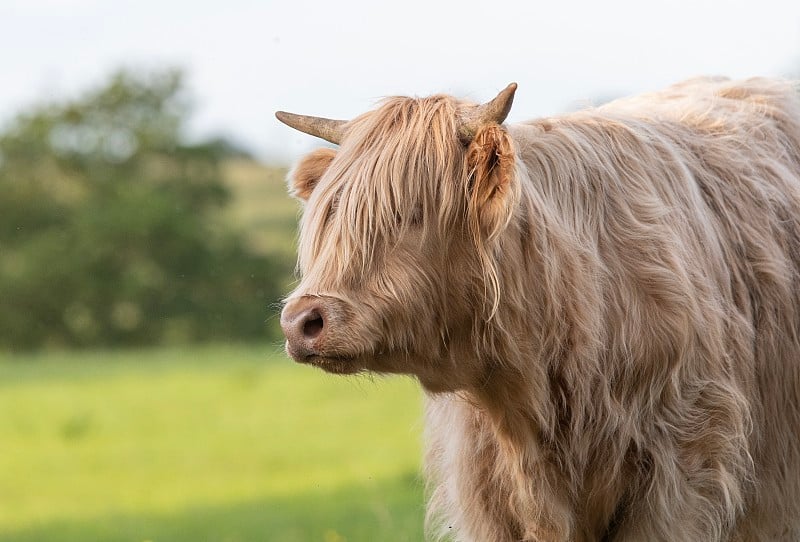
[0,344,424,541]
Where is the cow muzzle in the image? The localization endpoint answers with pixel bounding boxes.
[281,296,328,360]
[280,295,356,368]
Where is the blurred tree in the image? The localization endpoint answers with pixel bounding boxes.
[0,69,283,350]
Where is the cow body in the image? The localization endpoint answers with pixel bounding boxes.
[279,78,800,541]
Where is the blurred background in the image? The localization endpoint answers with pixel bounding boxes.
[1,1,798,541]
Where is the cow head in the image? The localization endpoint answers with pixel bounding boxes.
[277,84,519,392]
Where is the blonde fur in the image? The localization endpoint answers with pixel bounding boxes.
[284,77,800,541]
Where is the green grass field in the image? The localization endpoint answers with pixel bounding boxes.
[0,345,424,542]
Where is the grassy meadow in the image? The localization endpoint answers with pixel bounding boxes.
[0,345,424,541]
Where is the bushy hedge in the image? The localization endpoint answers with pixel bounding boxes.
[0,70,286,350]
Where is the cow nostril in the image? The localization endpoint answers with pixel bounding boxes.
[303,310,324,339]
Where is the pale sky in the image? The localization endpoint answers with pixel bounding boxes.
[1,0,799,163]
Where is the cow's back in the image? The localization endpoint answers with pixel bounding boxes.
[667,78,800,541]
[580,77,800,540]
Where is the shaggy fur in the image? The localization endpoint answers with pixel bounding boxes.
[282,77,800,541]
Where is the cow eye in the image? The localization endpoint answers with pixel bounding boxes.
[409,205,423,227]
[396,205,423,228]
[324,189,342,224]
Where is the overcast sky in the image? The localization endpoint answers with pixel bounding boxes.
[1,0,799,163]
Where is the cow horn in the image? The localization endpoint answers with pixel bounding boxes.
[275,111,346,145]
[459,82,518,142]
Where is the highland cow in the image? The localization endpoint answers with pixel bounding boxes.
[277,77,800,541]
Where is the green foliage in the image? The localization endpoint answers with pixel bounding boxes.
[0,70,287,349]
[0,345,423,541]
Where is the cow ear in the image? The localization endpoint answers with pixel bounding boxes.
[465,124,517,242]
[289,148,337,201]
